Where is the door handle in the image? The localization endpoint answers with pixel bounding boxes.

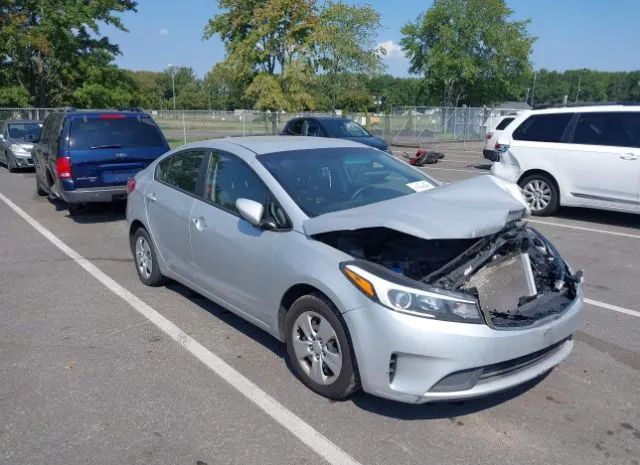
[191,217,207,231]
[620,153,638,161]
[146,193,157,202]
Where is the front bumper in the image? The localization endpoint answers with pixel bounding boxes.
[490,161,521,184]
[343,288,582,403]
[59,185,128,204]
[11,152,34,167]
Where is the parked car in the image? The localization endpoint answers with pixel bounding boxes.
[281,116,391,153]
[0,119,42,172]
[126,136,583,404]
[491,105,640,215]
[33,109,169,213]
[483,115,515,161]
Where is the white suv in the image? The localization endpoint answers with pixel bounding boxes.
[490,105,640,215]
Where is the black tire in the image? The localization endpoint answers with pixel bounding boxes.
[67,203,81,216]
[519,173,559,216]
[131,227,167,286]
[36,176,47,196]
[285,293,360,400]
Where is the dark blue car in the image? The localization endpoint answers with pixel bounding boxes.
[33,109,169,213]
[281,116,391,153]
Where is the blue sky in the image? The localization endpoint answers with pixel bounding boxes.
[104,0,640,77]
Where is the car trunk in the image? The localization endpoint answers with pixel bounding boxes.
[71,147,161,188]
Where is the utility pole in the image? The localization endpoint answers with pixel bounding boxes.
[525,87,530,105]
[168,64,177,111]
[531,72,537,107]
[575,75,582,103]
[207,85,211,111]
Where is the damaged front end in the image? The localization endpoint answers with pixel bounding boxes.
[318,224,582,328]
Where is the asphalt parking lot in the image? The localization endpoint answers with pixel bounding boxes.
[1,141,639,465]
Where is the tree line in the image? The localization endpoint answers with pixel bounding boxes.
[1,0,638,111]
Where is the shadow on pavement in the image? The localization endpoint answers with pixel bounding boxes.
[551,207,640,230]
[46,198,127,223]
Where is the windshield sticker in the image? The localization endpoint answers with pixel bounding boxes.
[407,180,435,192]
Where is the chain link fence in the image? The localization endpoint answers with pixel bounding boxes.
[1,107,524,148]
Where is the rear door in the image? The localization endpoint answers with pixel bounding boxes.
[144,149,207,281]
[560,111,640,210]
[68,114,168,189]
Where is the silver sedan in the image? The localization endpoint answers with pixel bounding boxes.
[126,136,583,404]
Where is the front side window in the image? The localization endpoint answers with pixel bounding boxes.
[571,112,640,148]
[69,116,165,149]
[204,153,268,213]
[257,147,435,217]
[322,119,371,138]
[513,113,573,143]
[156,150,205,194]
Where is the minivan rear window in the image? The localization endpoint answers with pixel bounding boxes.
[496,117,515,130]
[69,116,165,150]
[513,113,574,143]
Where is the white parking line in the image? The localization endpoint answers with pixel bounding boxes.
[585,298,640,319]
[527,219,640,240]
[0,192,361,465]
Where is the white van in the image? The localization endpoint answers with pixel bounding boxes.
[490,105,640,215]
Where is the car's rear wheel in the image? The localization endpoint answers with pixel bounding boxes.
[285,293,360,400]
[519,174,559,216]
[132,227,166,286]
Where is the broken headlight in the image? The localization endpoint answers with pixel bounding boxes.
[342,262,482,323]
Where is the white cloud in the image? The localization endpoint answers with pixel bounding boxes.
[158,28,169,36]
[377,40,405,59]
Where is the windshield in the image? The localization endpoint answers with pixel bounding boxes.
[257,147,436,217]
[8,123,41,142]
[69,116,165,150]
[322,119,371,138]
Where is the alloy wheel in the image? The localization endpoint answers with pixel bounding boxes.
[135,236,153,280]
[291,311,343,385]
[522,179,552,212]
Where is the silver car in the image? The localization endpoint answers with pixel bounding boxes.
[0,120,41,171]
[126,136,583,404]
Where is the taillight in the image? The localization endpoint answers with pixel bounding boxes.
[56,156,72,179]
[486,132,493,140]
[126,177,136,194]
[99,113,126,120]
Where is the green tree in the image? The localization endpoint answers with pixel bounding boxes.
[204,0,317,111]
[401,0,534,106]
[0,0,137,106]
[313,1,383,110]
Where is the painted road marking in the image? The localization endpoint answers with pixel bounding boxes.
[528,219,640,240]
[0,192,361,465]
[585,298,640,319]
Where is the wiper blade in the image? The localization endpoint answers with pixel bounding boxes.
[89,144,123,149]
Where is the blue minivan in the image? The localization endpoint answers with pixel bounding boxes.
[33,109,169,213]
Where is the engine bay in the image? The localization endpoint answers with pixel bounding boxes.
[315,225,580,327]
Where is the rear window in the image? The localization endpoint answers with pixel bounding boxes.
[8,123,42,142]
[496,117,515,131]
[69,116,165,150]
[513,113,574,143]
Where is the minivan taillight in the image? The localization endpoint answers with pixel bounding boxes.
[56,156,72,179]
[126,177,136,194]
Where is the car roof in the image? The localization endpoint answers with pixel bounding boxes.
[290,116,350,121]
[5,119,40,124]
[184,135,368,156]
[525,105,640,115]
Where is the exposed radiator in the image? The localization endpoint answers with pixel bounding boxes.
[465,253,537,313]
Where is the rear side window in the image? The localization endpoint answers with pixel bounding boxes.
[288,119,303,135]
[571,112,640,148]
[513,113,573,143]
[69,116,165,150]
[496,117,515,131]
[156,150,205,194]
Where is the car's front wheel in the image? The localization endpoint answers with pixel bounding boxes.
[519,174,559,216]
[132,227,166,286]
[285,293,360,400]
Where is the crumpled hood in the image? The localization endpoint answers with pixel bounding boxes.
[303,175,527,240]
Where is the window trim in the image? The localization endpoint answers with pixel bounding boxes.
[154,148,210,199]
[199,149,292,231]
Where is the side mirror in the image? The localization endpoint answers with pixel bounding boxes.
[236,198,266,227]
